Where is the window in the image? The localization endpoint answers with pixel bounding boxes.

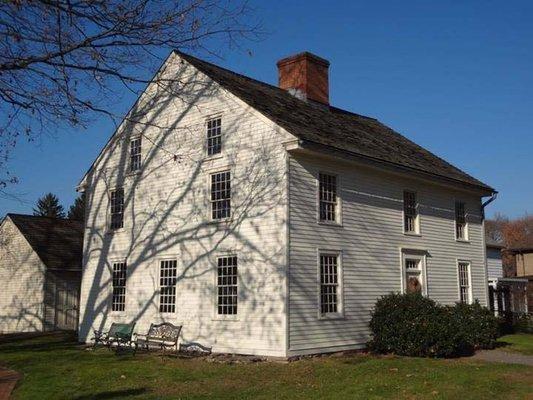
[458,262,471,303]
[111,262,127,311]
[216,256,238,315]
[403,191,418,233]
[319,253,342,316]
[159,260,177,313]
[130,137,142,172]
[319,173,338,222]
[210,171,231,220]
[455,201,467,240]
[402,253,426,295]
[110,188,124,230]
[206,117,222,156]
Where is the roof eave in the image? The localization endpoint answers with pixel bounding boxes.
[286,139,496,196]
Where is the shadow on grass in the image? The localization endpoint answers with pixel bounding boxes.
[72,388,147,399]
[0,332,81,354]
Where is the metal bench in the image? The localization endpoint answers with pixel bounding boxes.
[92,322,136,350]
[135,322,182,352]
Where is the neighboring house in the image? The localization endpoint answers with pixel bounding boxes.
[77,51,497,357]
[0,214,83,333]
[486,238,528,315]
[505,247,533,313]
[486,238,504,282]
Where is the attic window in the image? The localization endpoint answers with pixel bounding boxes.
[130,137,142,172]
[207,117,222,156]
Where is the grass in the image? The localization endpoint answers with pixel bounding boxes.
[0,332,532,400]
[498,333,533,356]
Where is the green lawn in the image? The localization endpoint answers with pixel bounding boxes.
[498,334,533,356]
[0,333,532,400]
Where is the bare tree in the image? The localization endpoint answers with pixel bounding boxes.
[0,0,260,191]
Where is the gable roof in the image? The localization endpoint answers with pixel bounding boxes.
[177,51,494,193]
[6,214,83,271]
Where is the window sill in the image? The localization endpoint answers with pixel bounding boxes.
[403,232,422,237]
[106,228,125,235]
[317,221,343,228]
[207,218,233,225]
[126,170,141,177]
[318,313,345,321]
[203,154,224,163]
[456,239,470,244]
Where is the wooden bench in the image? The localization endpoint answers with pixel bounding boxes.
[92,322,136,350]
[135,322,182,352]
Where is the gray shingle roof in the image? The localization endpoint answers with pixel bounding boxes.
[486,237,505,249]
[7,214,83,271]
[177,51,494,192]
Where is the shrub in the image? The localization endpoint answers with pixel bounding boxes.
[368,293,499,358]
[450,301,499,349]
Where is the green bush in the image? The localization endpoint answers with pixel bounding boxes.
[450,301,499,349]
[368,293,499,358]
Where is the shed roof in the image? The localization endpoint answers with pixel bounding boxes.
[6,214,83,271]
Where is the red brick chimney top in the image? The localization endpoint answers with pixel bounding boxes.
[276,52,330,105]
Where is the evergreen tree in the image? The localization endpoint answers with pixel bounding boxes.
[33,193,65,218]
[67,193,86,221]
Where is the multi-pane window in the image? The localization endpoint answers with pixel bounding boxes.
[455,201,467,240]
[403,191,418,233]
[319,173,338,222]
[111,262,127,312]
[216,256,238,315]
[207,117,222,156]
[159,260,177,313]
[404,258,424,295]
[110,188,124,230]
[210,171,231,220]
[130,137,142,172]
[320,254,340,315]
[458,262,471,303]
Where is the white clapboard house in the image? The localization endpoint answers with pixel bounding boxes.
[77,51,496,357]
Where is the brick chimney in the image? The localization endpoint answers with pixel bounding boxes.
[277,52,330,104]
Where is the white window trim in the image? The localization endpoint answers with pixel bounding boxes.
[212,252,239,321]
[107,186,125,233]
[402,189,421,236]
[399,249,428,296]
[128,135,142,175]
[316,171,342,226]
[206,168,232,223]
[109,258,128,314]
[205,114,223,159]
[158,257,178,314]
[456,259,473,304]
[317,248,344,320]
[454,199,469,242]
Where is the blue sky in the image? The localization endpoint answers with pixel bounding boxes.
[1,0,532,218]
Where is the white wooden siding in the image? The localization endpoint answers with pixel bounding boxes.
[0,218,46,333]
[288,153,487,355]
[78,53,293,357]
[486,247,503,281]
